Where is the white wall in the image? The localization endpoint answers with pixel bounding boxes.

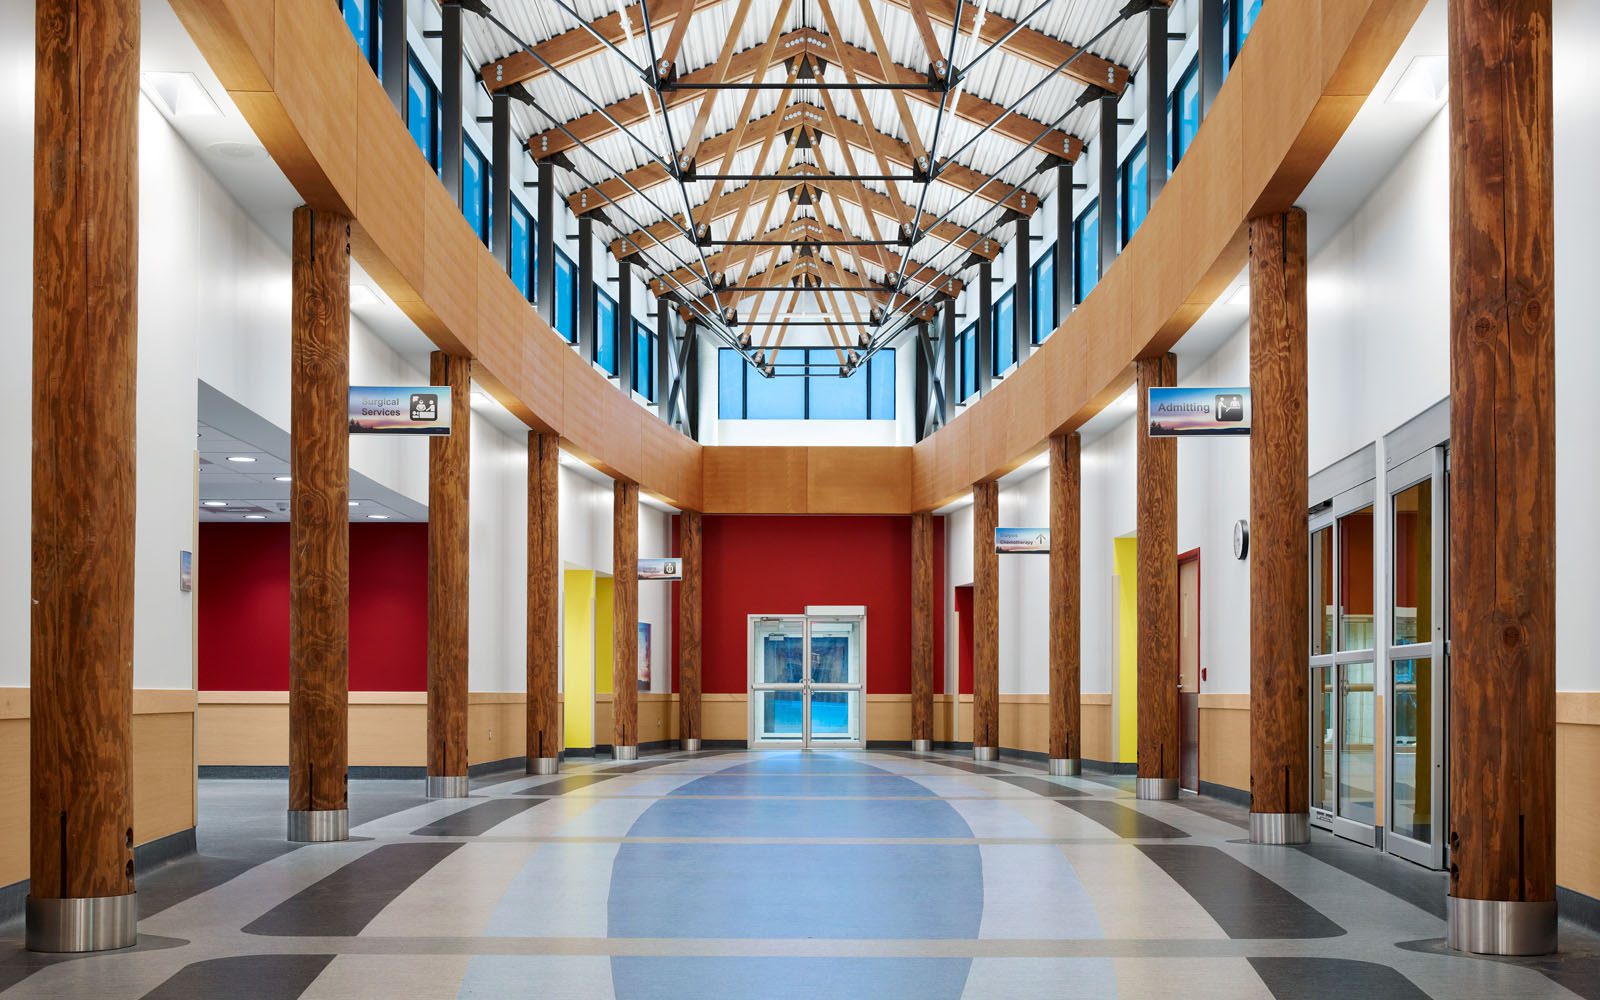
[0,0,35,689]
[1078,417,1138,698]
[468,412,528,693]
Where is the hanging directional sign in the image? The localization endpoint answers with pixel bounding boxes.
[1147,386,1251,437]
[995,528,1050,554]
[638,558,683,580]
[348,386,453,435]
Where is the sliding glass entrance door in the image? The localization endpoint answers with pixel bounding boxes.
[748,614,866,748]
[1386,448,1448,868]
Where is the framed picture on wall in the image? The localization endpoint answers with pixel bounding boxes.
[637,622,651,691]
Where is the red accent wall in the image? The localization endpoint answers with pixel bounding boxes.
[198,522,429,691]
[672,515,945,695]
[954,584,974,695]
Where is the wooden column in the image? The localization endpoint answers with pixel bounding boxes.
[28,0,140,953]
[288,206,351,842]
[1048,434,1081,773]
[1135,353,1178,799]
[1445,0,1556,957]
[527,432,560,773]
[1248,209,1310,843]
[612,481,640,757]
[678,511,703,749]
[911,512,935,750]
[972,481,1000,758]
[426,351,470,797]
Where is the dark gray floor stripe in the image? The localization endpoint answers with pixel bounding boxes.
[1170,794,1250,830]
[141,955,334,1000]
[1138,845,1344,939]
[242,844,460,937]
[993,776,1088,798]
[1058,800,1190,839]
[1293,839,1448,918]
[515,774,621,796]
[1247,957,1427,999]
[410,798,549,837]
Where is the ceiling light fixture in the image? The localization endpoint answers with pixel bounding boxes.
[1226,284,1250,308]
[274,475,291,482]
[1387,55,1447,104]
[202,501,227,507]
[348,501,360,507]
[367,514,390,520]
[226,455,256,463]
[245,514,266,520]
[141,71,223,119]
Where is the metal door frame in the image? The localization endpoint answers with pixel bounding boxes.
[1384,447,1448,868]
[747,613,867,749]
[1309,480,1380,847]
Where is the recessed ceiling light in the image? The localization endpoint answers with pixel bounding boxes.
[367,514,390,520]
[207,140,264,161]
[274,475,291,482]
[202,501,227,507]
[245,514,266,520]
[1226,285,1250,308]
[141,71,222,119]
[226,455,256,463]
[350,284,382,309]
[1387,55,1447,104]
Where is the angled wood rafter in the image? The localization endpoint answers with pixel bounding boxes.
[845,0,929,166]
[674,0,765,168]
[879,0,1131,91]
[907,0,948,74]
[481,0,724,92]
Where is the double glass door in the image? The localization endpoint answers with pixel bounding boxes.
[1309,483,1378,846]
[749,614,865,748]
[1386,448,1447,868]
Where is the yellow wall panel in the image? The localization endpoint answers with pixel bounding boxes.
[564,570,596,749]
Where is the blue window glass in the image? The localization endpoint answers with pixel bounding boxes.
[633,322,655,400]
[718,349,746,418]
[341,0,376,67]
[992,289,1016,376]
[407,54,440,174]
[1238,0,1262,50]
[1031,247,1056,344]
[1172,61,1201,170]
[744,359,805,419]
[510,202,532,300]
[553,249,577,342]
[959,322,978,402]
[462,138,489,244]
[1074,201,1100,303]
[868,349,895,419]
[1120,140,1149,248]
[595,290,618,375]
[807,349,868,419]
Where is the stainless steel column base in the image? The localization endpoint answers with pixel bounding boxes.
[1447,896,1557,956]
[527,756,560,775]
[1135,777,1179,800]
[910,739,933,752]
[26,893,138,953]
[426,775,469,798]
[1249,811,1310,845]
[972,746,998,762]
[287,808,349,843]
[614,745,639,761]
[1049,758,1081,776]
[681,738,702,752]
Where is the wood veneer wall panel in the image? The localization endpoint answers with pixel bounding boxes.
[678,511,703,745]
[805,448,913,513]
[910,512,934,744]
[288,206,350,816]
[30,0,140,902]
[1135,354,1178,785]
[528,433,561,763]
[271,0,358,211]
[972,482,1000,750]
[1248,210,1310,817]
[612,482,640,749]
[1049,435,1081,762]
[702,448,808,513]
[427,352,470,782]
[1446,0,1556,909]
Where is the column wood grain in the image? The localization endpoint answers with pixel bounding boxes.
[1447,0,1555,908]
[30,0,139,901]
[1049,435,1081,762]
[427,351,470,781]
[1136,353,1178,784]
[972,481,1000,750]
[613,481,640,749]
[527,432,560,762]
[1248,209,1310,817]
[289,205,351,815]
[678,510,703,745]
[911,512,935,744]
